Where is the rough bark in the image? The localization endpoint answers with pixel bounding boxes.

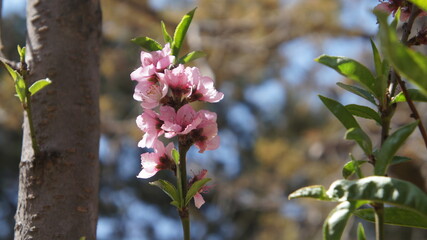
[14,1,102,239]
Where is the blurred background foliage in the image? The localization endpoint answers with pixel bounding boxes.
[1,0,427,239]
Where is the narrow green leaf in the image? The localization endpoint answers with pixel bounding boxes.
[390,156,412,166]
[161,21,172,44]
[354,207,427,229]
[375,121,418,175]
[185,177,210,206]
[377,11,427,94]
[17,45,26,62]
[131,37,162,51]
[345,104,381,125]
[150,180,180,206]
[345,128,373,155]
[370,39,382,78]
[323,201,367,240]
[392,89,427,103]
[2,62,18,81]
[319,95,360,129]
[172,8,197,57]
[408,0,427,12]
[316,55,378,97]
[357,223,366,240]
[172,148,180,165]
[336,82,376,105]
[28,78,52,96]
[178,51,207,64]
[288,185,331,201]
[342,159,367,179]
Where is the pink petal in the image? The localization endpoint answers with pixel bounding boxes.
[193,193,205,209]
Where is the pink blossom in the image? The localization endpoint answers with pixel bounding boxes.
[136,109,164,148]
[188,169,210,208]
[190,110,220,153]
[159,104,202,138]
[130,43,175,82]
[133,81,168,109]
[159,65,193,99]
[137,140,175,179]
[187,67,224,103]
[159,104,219,152]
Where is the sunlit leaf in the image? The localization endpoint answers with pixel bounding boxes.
[150,180,180,207]
[345,128,373,155]
[179,51,206,64]
[392,89,427,103]
[172,148,180,165]
[172,8,196,57]
[408,0,427,12]
[354,207,427,229]
[131,36,162,51]
[17,45,26,62]
[345,104,381,125]
[324,201,367,240]
[342,159,367,179]
[375,121,418,175]
[289,185,331,201]
[370,39,382,78]
[185,177,210,206]
[161,21,172,44]
[336,82,376,105]
[290,176,427,218]
[2,62,18,81]
[15,75,27,103]
[357,223,366,240]
[316,55,378,97]
[29,78,52,96]
[319,95,360,129]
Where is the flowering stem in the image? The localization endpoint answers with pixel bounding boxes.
[178,139,191,240]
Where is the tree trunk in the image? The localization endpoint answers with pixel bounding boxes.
[14,1,102,239]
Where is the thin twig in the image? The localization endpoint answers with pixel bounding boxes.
[394,5,427,149]
[0,0,20,70]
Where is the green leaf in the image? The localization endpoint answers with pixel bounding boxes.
[150,180,180,206]
[357,223,366,240]
[344,128,373,155]
[342,159,367,179]
[161,21,172,44]
[377,11,427,94]
[345,104,381,125]
[392,89,427,103]
[289,185,331,201]
[15,75,27,103]
[172,8,196,57]
[408,0,427,12]
[323,201,367,240]
[131,36,162,51]
[319,95,360,129]
[28,78,52,96]
[172,148,180,165]
[178,51,207,64]
[290,176,427,218]
[2,62,18,81]
[370,39,382,78]
[17,45,26,62]
[390,156,412,166]
[375,121,418,175]
[354,207,427,229]
[336,82,376,105]
[316,55,378,97]
[185,177,210,206]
